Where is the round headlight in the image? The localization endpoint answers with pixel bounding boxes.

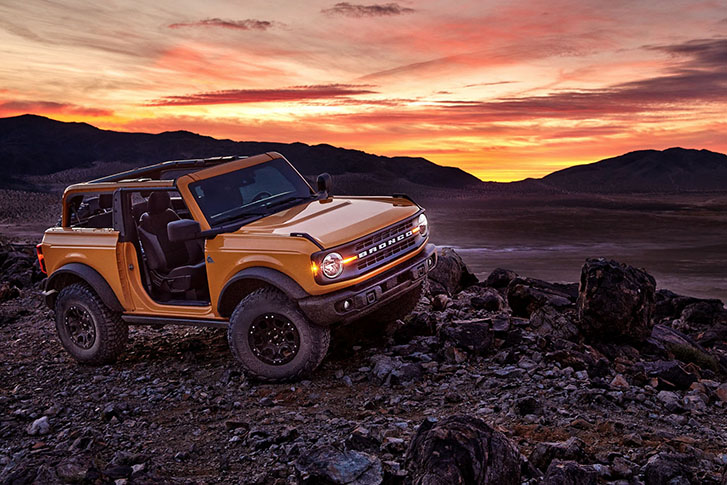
[321,252,344,278]
[418,213,428,235]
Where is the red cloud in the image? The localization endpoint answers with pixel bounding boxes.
[148,84,378,106]
[322,2,415,17]
[169,18,275,31]
[0,101,112,117]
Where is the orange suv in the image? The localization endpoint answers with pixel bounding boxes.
[37,153,436,380]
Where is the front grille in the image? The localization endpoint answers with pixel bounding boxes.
[357,235,417,270]
[311,211,426,285]
[354,219,411,253]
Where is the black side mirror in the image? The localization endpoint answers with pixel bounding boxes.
[168,219,201,242]
[316,173,332,197]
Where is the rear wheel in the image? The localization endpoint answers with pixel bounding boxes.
[54,283,128,364]
[228,287,330,382]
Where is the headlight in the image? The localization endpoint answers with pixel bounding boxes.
[418,213,428,235]
[321,252,344,279]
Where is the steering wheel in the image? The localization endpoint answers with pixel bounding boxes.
[251,191,272,203]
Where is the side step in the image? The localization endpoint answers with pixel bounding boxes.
[122,314,229,329]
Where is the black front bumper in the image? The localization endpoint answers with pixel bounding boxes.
[298,243,437,326]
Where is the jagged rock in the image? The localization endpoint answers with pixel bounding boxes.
[470,289,504,312]
[529,306,580,341]
[654,289,725,324]
[439,319,493,355]
[541,460,597,485]
[405,416,521,485]
[515,396,543,416]
[393,312,437,344]
[0,283,20,302]
[27,416,50,436]
[643,453,695,485]
[529,437,585,471]
[715,383,727,403]
[427,247,478,296]
[346,426,381,452]
[483,268,518,290]
[647,324,720,372]
[295,445,383,485]
[642,360,698,390]
[577,258,656,342]
[431,294,449,311]
[681,301,725,326]
[56,456,91,483]
[507,277,574,318]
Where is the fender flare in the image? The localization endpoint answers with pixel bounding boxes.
[217,266,309,317]
[46,263,124,312]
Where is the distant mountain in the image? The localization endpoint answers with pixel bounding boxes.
[539,148,727,193]
[2,115,726,195]
[0,115,481,194]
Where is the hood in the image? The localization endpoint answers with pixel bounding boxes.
[238,196,420,248]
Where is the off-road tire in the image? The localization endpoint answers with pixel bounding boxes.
[54,283,128,364]
[228,287,330,382]
[366,283,423,325]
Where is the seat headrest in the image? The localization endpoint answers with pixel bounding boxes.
[147,191,171,215]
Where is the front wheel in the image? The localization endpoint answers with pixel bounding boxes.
[228,287,330,382]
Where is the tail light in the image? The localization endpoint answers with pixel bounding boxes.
[36,243,47,274]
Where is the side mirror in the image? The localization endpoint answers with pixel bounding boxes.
[316,173,332,197]
[168,219,201,242]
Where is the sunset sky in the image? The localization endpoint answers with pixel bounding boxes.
[1,0,726,181]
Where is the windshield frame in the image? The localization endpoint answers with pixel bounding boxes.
[176,153,317,231]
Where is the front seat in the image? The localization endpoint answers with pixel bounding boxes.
[137,191,207,299]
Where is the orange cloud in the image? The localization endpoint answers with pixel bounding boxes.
[0,101,112,118]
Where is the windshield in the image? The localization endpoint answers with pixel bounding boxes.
[189,158,314,227]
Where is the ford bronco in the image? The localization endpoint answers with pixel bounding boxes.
[37,153,436,381]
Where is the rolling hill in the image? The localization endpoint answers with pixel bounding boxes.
[539,147,727,193]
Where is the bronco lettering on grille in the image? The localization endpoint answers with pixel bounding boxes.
[357,230,413,259]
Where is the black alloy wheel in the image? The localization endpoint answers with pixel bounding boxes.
[63,304,97,349]
[248,313,301,365]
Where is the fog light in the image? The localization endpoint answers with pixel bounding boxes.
[428,255,436,267]
[343,299,352,311]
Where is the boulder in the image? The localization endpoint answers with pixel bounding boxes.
[654,289,725,324]
[643,453,694,485]
[541,460,597,485]
[483,268,518,290]
[642,360,698,390]
[577,258,656,342]
[647,324,721,372]
[295,445,383,485]
[405,416,521,485]
[529,306,580,341]
[529,437,586,471]
[470,289,505,312]
[0,283,20,302]
[507,277,574,318]
[439,319,493,356]
[427,247,478,296]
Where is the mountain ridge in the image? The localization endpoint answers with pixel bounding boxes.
[2,114,726,194]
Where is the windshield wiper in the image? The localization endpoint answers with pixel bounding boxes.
[213,210,267,226]
[263,195,315,211]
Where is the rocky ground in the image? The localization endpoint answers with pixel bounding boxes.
[1,243,727,484]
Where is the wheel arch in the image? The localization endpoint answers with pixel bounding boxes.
[46,263,124,313]
[217,266,308,318]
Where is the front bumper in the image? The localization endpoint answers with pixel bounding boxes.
[298,243,437,326]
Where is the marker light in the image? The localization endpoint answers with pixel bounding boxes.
[342,255,358,264]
